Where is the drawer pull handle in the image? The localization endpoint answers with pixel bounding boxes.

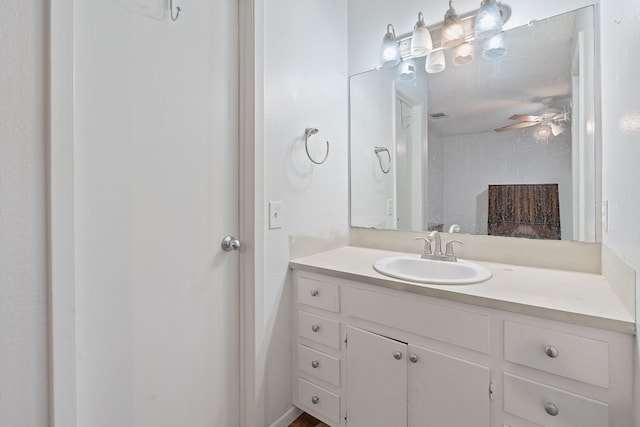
[311,395,320,405]
[311,324,320,333]
[393,351,403,360]
[544,403,559,416]
[409,353,419,363]
[544,346,560,358]
[310,289,319,297]
[311,360,320,368]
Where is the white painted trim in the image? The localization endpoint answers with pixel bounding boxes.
[48,0,77,426]
[268,406,303,427]
[239,0,264,426]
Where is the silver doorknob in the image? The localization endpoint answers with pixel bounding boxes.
[310,289,319,297]
[393,351,403,360]
[311,324,320,333]
[544,403,559,416]
[409,353,419,363]
[311,360,320,368]
[544,346,560,358]
[221,235,240,251]
[311,395,320,405]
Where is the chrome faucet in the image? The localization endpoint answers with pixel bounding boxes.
[428,231,443,256]
[414,231,464,262]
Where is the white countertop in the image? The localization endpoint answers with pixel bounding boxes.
[290,246,636,334]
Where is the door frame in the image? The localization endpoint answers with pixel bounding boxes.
[48,0,263,425]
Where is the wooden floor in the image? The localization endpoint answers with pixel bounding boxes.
[288,412,328,427]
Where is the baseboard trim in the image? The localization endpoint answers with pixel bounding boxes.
[268,406,303,427]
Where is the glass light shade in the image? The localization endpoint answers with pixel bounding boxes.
[452,42,475,66]
[483,32,507,59]
[380,25,400,67]
[475,0,502,40]
[426,50,446,74]
[441,6,465,49]
[411,12,433,57]
[536,123,553,141]
[397,59,417,82]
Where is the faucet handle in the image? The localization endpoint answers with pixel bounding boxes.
[445,240,464,259]
[413,237,432,257]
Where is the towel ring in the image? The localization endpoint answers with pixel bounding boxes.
[374,146,391,174]
[170,0,181,21]
[304,127,329,165]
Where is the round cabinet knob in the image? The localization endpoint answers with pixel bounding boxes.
[311,395,320,405]
[311,324,320,333]
[544,403,559,416]
[409,353,419,363]
[393,351,403,360]
[544,346,560,358]
[311,360,320,369]
[310,289,319,297]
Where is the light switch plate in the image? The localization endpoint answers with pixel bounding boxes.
[269,201,283,229]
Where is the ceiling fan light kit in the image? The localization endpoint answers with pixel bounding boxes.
[495,106,571,142]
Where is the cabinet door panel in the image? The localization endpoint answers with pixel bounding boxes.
[408,344,490,427]
[346,326,407,427]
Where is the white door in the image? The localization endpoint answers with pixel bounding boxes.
[346,326,407,427]
[407,344,490,427]
[73,1,240,426]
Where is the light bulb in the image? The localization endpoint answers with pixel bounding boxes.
[411,12,433,57]
[475,0,502,40]
[397,59,417,82]
[426,50,446,74]
[483,32,507,59]
[452,42,475,66]
[442,2,465,49]
[380,24,400,67]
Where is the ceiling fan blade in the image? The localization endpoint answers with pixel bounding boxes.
[494,122,540,132]
[509,114,542,122]
[550,122,565,136]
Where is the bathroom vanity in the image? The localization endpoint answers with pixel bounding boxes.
[290,247,635,427]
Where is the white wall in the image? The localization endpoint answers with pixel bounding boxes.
[263,0,349,424]
[436,128,572,238]
[598,2,640,425]
[350,67,396,229]
[0,1,50,426]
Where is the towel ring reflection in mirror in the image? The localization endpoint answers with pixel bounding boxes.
[170,0,181,21]
[374,146,391,174]
[304,127,329,165]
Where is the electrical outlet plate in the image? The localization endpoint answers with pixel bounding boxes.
[269,201,282,229]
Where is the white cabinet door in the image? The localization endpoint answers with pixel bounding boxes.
[407,344,490,427]
[346,326,407,427]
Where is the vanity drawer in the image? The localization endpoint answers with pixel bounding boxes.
[298,377,341,424]
[297,276,340,312]
[298,311,341,349]
[344,287,490,354]
[504,373,609,427]
[504,321,609,388]
[298,344,341,387]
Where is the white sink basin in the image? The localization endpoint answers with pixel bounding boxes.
[373,256,492,285]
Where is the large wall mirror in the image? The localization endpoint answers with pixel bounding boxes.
[350,6,598,242]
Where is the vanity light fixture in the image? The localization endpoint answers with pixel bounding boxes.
[474,0,502,39]
[380,24,401,67]
[483,31,507,58]
[397,58,417,81]
[426,50,446,73]
[441,1,465,49]
[452,42,475,65]
[411,12,433,57]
